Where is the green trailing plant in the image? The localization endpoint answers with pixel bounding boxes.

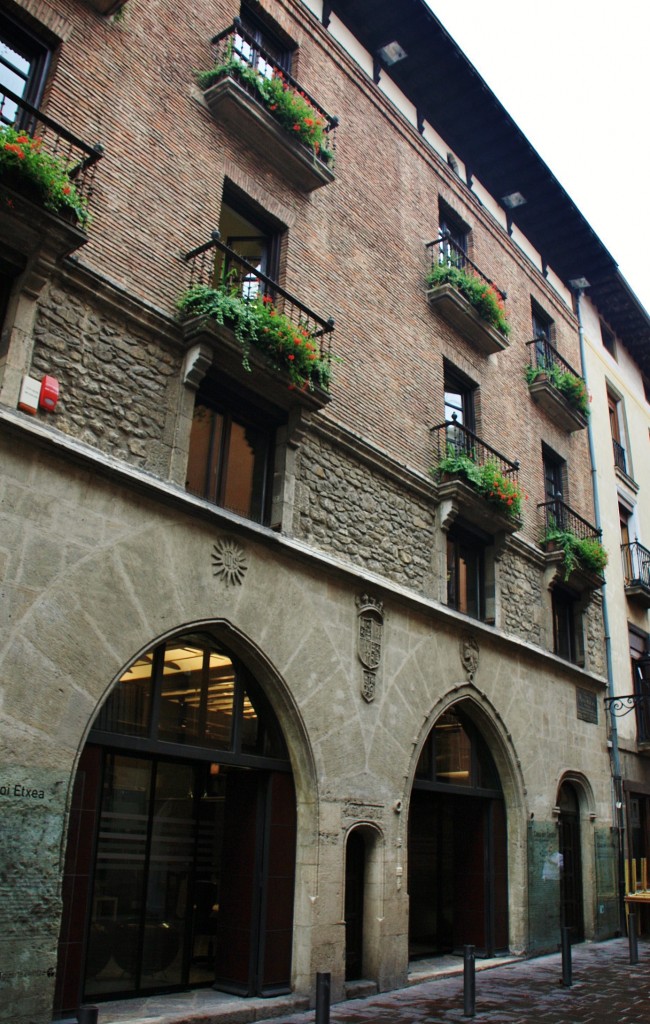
[0,125,89,226]
[434,447,524,520]
[196,55,335,165]
[543,524,608,579]
[177,283,332,392]
[525,362,590,417]
[426,262,510,337]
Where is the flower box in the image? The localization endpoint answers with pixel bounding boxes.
[542,548,604,593]
[541,527,607,593]
[181,314,331,414]
[436,476,522,535]
[527,375,588,432]
[426,283,509,355]
[203,76,335,192]
[0,185,87,264]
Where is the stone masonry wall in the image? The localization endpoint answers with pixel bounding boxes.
[30,282,180,475]
[295,431,437,594]
[585,597,606,678]
[499,546,545,646]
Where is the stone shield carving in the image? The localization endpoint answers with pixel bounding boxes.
[460,633,480,681]
[356,594,384,702]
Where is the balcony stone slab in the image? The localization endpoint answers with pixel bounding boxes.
[203,77,335,192]
[542,548,604,594]
[426,283,509,355]
[625,582,650,609]
[528,377,588,432]
[181,314,330,413]
[0,185,87,277]
[436,476,521,536]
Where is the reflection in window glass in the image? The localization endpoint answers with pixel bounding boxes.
[435,710,472,786]
[0,41,29,122]
[90,635,289,763]
[241,690,259,752]
[94,655,153,737]
[158,646,235,749]
[204,654,236,747]
[414,707,501,792]
[0,16,50,121]
[186,395,271,523]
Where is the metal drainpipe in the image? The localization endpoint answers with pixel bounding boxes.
[573,285,626,933]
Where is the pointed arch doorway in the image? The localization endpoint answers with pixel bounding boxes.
[408,705,508,958]
[54,632,296,1018]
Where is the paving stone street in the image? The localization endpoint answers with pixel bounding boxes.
[259,939,650,1024]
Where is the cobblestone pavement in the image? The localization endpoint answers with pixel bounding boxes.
[257,939,650,1024]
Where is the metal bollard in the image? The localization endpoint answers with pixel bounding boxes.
[315,970,330,1024]
[77,1007,99,1024]
[560,927,572,987]
[463,944,476,1018]
[629,911,639,965]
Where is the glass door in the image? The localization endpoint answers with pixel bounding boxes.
[83,754,226,1000]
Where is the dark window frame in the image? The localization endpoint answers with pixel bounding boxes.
[600,321,617,359]
[542,443,567,505]
[444,362,477,434]
[447,524,486,621]
[438,199,470,254]
[531,299,554,345]
[219,182,285,288]
[0,12,51,116]
[186,378,277,525]
[238,4,295,74]
[552,586,583,664]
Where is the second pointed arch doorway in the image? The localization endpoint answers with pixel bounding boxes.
[408,705,508,958]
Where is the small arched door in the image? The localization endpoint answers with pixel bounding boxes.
[408,706,508,958]
[558,782,584,942]
[344,830,366,980]
[54,632,296,1018]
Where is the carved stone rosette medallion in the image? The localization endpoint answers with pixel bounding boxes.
[356,594,384,703]
[211,538,248,586]
[460,633,479,682]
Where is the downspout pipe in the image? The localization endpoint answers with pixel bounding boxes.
[573,285,625,933]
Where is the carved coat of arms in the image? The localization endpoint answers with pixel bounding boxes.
[356,595,384,702]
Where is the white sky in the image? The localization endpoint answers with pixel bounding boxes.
[427,0,650,315]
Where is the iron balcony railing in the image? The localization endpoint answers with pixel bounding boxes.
[613,438,628,475]
[526,336,585,386]
[208,19,338,163]
[431,416,519,482]
[181,232,335,359]
[622,541,650,590]
[0,84,103,208]
[538,498,600,543]
[425,233,507,304]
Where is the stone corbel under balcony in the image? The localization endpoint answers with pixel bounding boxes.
[202,77,335,193]
[527,376,588,432]
[426,283,509,355]
[542,549,604,594]
[436,476,522,537]
[0,185,87,281]
[180,314,331,414]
